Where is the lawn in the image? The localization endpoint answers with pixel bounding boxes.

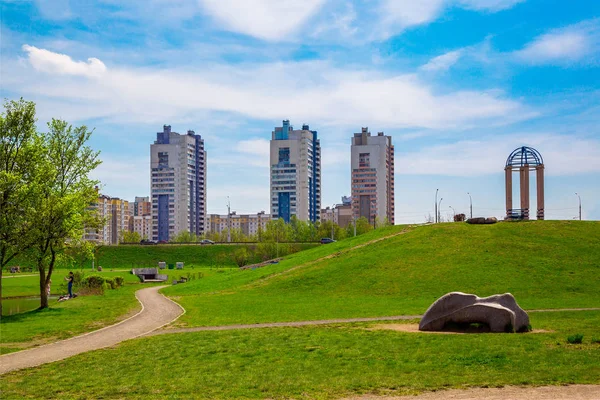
[162,221,600,327]
[1,311,598,399]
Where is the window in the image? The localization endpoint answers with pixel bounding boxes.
[158,152,169,167]
[278,148,290,165]
[359,153,370,168]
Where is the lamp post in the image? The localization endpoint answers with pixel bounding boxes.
[467,192,472,219]
[575,193,581,221]
[227,196,231,243]
[331,204,336,240]
[438,198,443,222]
[449,205,455,222]
[435,189,439,223]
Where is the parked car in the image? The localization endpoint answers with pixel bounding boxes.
[200,239,215,245]
[320,238,336,244]
[140,239,157,245]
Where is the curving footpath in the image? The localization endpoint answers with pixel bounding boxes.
[0,285,183,375]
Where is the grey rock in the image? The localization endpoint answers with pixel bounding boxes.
[419,292,530,333]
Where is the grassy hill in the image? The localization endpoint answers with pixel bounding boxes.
[162,221,600,326]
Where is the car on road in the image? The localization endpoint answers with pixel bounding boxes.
[200,239,215,245]
[140,239,157,245]
[320,238,336,244]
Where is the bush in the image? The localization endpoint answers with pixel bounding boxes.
[73,271,85,285]
[114,276,124,287]
[105,278,117,289]
[80,274,106,295]
[233,248,250,267]
[567,334,584,344]
[590,337,600,344]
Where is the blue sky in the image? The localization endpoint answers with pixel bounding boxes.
[1,0,599,221]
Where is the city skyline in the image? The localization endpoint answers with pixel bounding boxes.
[1,0,599,221]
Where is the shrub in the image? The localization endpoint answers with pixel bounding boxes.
[80,275,106,295]
[114,276,124,287]
[233,248,250,267]
[591,337,600,344]
[73,271,85,286]
[105,277,117,289]
[567,334,584,344]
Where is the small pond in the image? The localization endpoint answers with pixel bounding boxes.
[2,296,58,316]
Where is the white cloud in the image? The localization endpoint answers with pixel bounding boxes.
[235,138,270,157]
[9,46,536,131]
[457,0,524,12]
[198,0,326,41]
[398,134,600,177]
[22,44,107,78]
[420,49,463,71]
[514,19,599,65]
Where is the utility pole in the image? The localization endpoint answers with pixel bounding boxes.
[449,205,455,221]
[467,192,472,219]
[575,193,581,221]
[438,198,443,223]
[435,189,439,223]
[331,204,335,239]
[227,196,231,243]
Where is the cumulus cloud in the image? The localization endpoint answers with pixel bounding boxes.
[22,44,107,78]
[235,139,271,157]
[198,0,326,41]
[420,50,463,71]
[514,19,599,65]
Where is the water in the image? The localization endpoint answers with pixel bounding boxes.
[2,296,59,316]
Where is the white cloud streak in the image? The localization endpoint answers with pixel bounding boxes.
[514,19,600,65]
[10,46,535,130]
[420,49,463,71]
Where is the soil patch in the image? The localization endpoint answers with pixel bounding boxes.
[346,384,600,399]
[368,323,552,334]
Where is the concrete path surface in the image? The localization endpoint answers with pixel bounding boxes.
[0,285,183,375]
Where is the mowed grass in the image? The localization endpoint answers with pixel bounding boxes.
[0,268,226,349]
[2,311,599,399]
[162,221,600,326]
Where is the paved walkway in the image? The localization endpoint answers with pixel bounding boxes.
[0,286,183,375]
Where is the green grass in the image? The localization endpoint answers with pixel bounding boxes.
[6,243,319,270]
[1,311,599,399]
[162,221,600,327]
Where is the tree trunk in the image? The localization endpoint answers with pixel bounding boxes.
[39,265,48,309]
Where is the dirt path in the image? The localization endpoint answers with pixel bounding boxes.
[345,384,600,399]
[0,285,183,375]
[152,307,600,336]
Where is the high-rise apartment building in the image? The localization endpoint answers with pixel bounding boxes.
[133,196,151,217]
[151,125,206,241]
[351,128,394,224]
[84,191,131,245]
[270,120,321,223]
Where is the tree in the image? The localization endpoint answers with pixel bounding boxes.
[352,217,373,236]
[170,230,198,243]
[0,98,43,317]
[26,119,100,309]
[121,230,141,243]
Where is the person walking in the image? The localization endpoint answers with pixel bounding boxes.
[65,272,74,298]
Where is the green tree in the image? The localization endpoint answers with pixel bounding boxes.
[26,119,101,309]
[352,216,373,236]
[170,231,199,243]
[1,99,44,316]
[121,230,142,243]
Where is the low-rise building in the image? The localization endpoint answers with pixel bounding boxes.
[206,211,270,237]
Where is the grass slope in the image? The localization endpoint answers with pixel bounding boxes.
[6,243,319,270]
[2,311,599,399]
[163,221,600,326]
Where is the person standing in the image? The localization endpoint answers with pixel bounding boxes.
[65,272,74,298]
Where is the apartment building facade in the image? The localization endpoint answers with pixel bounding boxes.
[351,128,395,225]
[84,193,131,245]
[270,120,321,223]
[206,211,270,237]
[151,125,207,241]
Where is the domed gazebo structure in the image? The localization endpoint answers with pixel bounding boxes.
[505,146,545,220]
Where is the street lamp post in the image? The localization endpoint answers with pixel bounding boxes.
[467,192,472,219]
[331,204,336,240]
[575,193,581,221]
[435,189,439,223]
[449,206,455,222]
[227,196,231,243]
[438,198,443,222]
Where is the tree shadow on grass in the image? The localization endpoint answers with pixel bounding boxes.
[1,306,65,324]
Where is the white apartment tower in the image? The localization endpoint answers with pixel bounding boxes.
[270,120,321,223]
[351,128,395,225]
[151,125,206,241]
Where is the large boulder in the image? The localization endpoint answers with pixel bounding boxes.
[419,292,530,333]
